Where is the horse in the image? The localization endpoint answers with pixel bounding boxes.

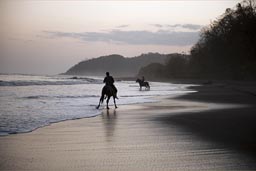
[136,79,150,90]
[96,85,117,109]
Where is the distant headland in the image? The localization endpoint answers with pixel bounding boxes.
[64,53,173,77]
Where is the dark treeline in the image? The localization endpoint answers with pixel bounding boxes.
[139,0,256,81]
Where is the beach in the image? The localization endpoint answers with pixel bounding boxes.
[1,83,256,170]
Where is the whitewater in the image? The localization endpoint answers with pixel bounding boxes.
[0,74,195,136]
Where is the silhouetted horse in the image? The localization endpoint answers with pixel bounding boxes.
[96,85,117,109]
[136,79,150,90]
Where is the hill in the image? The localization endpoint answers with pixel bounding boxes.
[139,1,256,81]
[65,53,170,77]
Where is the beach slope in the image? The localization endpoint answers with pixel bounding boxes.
[1,84,256,170]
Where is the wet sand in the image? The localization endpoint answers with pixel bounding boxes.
[1,84,256,170]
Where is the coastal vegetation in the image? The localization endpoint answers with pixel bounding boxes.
[139,0,256,81]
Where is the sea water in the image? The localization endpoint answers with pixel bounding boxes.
[0,74,195,136]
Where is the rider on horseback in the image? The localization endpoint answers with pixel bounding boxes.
[141,76,145,83]
[103,72,118,98]
[96,72,118,109]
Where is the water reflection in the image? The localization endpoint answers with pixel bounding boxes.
[102,109,117,142]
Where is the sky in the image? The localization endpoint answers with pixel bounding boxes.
[0,0,240,75]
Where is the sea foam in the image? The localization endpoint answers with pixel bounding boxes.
[0,74,195,136]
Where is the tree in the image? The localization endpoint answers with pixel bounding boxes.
[190,0,256,80]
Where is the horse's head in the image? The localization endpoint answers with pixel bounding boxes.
[136,78,140,83]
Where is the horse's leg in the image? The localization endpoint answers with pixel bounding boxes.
[96,94,104,109]
[145,83,150,90]
[96,98,101,109]
[97,87,106,109]
[113,96,117,108]
[106,96,110,109]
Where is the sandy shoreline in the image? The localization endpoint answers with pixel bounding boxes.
[1,84,256,170]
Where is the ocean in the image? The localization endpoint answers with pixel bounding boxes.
[0,74,194,136]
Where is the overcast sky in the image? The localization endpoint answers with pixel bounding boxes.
[0,0,240,75]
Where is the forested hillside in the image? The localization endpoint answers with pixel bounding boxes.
[65,53,169,77]
[139,0,256,81]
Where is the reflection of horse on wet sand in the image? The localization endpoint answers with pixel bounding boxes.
[136,78,150,90]
[102,109,117,142]
[96,85,117,109]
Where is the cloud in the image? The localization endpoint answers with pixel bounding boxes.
[167,24,203,30]
[42,29,199,46]
[151,24,163,28]
[151,24,203,31]
[8,37,33,43]
[116,24,129,28]
[182,24,203,30]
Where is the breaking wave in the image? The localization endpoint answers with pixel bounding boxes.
[0,77,101,86]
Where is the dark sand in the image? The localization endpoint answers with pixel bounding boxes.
[158,83,256,157]
[0,83,256,170]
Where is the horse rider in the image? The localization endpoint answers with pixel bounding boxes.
[142,76,145,83]
[103,72,118,98]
